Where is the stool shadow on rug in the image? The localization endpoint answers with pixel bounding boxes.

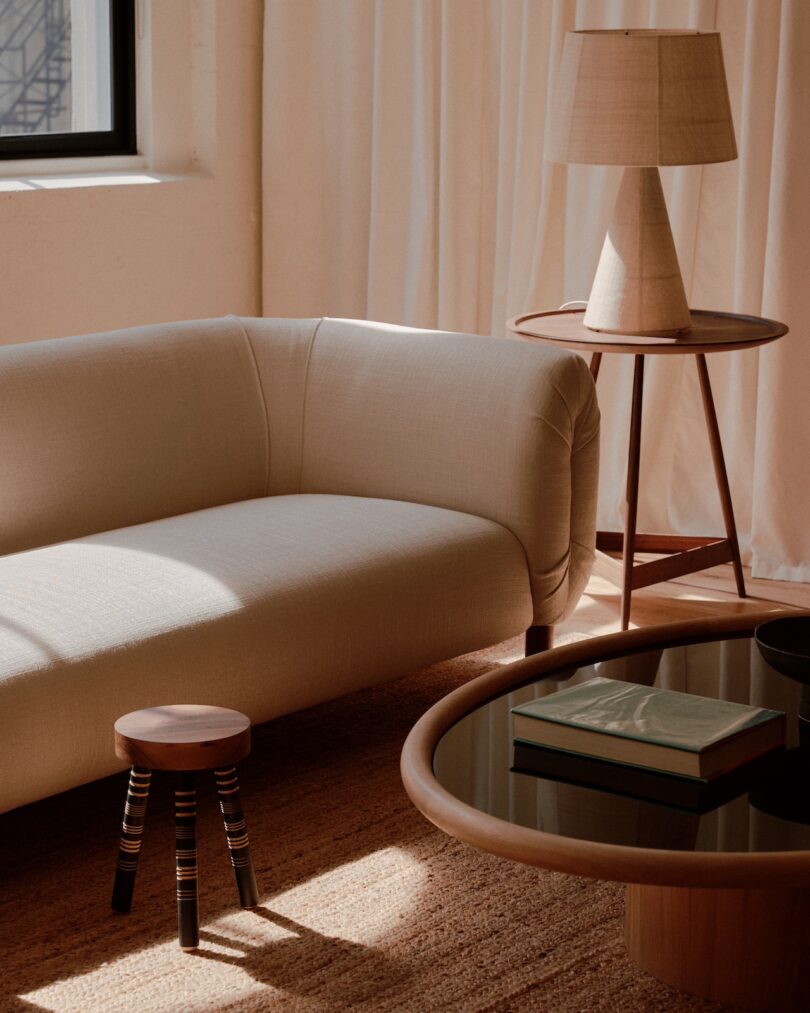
[193,906,411,1004]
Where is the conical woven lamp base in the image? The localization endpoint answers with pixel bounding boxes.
[583,167,691,337]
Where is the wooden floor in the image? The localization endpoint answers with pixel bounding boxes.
[558,552,810,642]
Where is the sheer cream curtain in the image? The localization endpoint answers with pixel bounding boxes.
[262,0,810,583]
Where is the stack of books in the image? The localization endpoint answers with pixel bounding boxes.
[511,676,786,813]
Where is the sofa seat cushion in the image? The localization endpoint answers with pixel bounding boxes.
[0,494,532,812]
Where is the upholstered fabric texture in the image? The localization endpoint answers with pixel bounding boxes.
[0,494,531,813]
[244,316,600,624]
[0,315,598,814]
[0,317,268,555]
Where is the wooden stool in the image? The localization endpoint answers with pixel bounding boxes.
[111,705,260,950]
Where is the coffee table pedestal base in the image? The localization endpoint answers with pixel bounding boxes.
[626,884,810,1012]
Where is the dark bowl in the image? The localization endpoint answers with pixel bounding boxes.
[754,616,810,684]
[748,746,810,825]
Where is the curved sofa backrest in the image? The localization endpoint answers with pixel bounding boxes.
[243,315,600,626]
[0,312,598,624]
[0,317,268,555]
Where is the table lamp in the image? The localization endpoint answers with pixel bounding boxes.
[547,29,737,336]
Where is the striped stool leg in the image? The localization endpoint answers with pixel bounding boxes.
[175,771,199,950]
[111,766,152,913]
[215,766,259,908]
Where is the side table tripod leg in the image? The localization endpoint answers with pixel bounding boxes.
[695,354,747,598]
[590,352,602,381]
[175,771,199,950]
[622,356,645,630]
[111,765,151,913]
[215,766,259,908]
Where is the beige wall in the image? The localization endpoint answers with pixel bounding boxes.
[0,1,262,345]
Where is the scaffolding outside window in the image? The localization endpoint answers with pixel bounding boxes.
[0,0,134,159]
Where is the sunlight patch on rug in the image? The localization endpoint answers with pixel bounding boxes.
[20,847,426,1013]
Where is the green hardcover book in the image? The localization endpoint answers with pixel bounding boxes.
[511,676,786,779]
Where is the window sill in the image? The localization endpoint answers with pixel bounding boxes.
[0,160,212,192]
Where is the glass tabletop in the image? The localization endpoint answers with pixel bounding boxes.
[433,634,810,854]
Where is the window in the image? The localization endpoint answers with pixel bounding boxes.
[0,0,135,160]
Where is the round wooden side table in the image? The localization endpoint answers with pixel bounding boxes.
[111,704,260,950]
[508,309,789,630]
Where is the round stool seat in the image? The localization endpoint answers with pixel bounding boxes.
[114,704,251,771]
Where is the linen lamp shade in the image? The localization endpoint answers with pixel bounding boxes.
[547,30,737,336]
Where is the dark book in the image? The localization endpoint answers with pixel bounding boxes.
[511,676,786,778]
[512,740,783,814]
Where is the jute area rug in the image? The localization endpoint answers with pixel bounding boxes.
[0,636,735,1013]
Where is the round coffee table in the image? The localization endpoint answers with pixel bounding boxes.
[401,612,810,1012]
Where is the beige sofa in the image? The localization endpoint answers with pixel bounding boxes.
[0,316,599,813]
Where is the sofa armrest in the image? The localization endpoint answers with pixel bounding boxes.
[246,316,600,625]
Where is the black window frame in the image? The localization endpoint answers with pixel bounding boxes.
[0,0,136,161]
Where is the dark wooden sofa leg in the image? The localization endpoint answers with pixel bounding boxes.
[525,625,553,656]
